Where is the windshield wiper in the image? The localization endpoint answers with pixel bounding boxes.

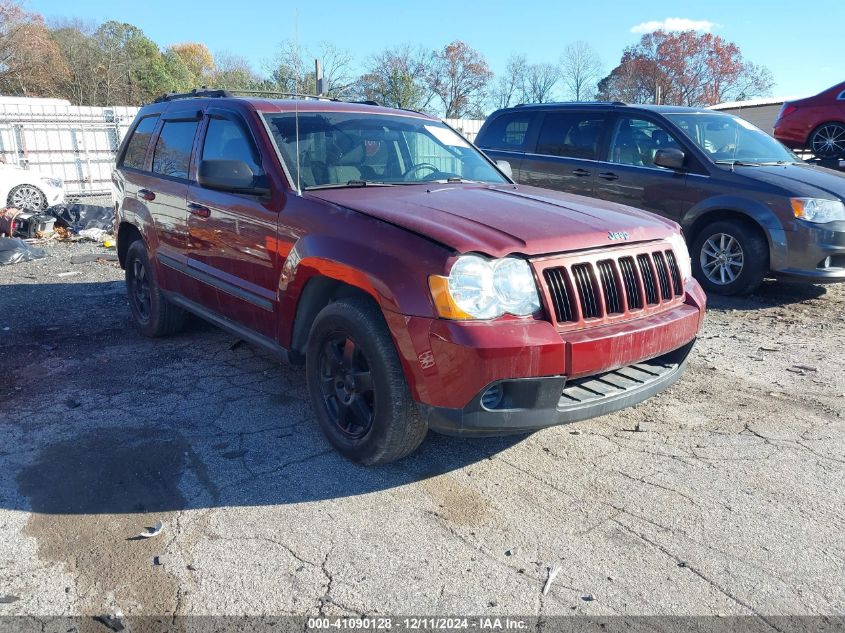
[714,159,760,167]
[303,180,396,191]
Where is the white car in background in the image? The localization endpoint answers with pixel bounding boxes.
[0,163,65,210]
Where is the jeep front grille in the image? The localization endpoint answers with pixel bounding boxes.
[541,248,684,325]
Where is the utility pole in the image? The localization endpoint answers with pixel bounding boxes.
[315,59,324,96]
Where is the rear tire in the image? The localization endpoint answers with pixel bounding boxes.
[125,239,186,337]
[809,122,845,158]
[306,297,427,464]
[691,220,768,295]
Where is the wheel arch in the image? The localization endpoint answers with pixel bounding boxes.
[288,275,377,361]
[117,221,145,269]
[681,197,786,270]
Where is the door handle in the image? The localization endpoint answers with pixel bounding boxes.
[187,202,211,218]
[572,168,591,177]
[598,172,619,181]
[138,188,156,201]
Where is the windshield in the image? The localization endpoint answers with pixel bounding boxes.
[664,112,800,165]
[263,112,507,190]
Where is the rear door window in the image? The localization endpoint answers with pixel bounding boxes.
[121,115,159,170]
[152,120,199,179]
[536,112,608,160]
[201,117,263,176]
[479,113,535,151]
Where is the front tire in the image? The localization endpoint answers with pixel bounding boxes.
[809,122,845,158]
[125,239,186,337]
[306,297,427,464]
[8,184,47,210]
[691,220,768,295]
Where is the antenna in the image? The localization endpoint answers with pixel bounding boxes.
[294,8,301,194]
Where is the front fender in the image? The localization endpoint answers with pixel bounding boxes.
[682,195,789,270]
[276,231,450,349]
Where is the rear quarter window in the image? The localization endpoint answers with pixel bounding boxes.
[478,113,535,151]
[121,115,159,170]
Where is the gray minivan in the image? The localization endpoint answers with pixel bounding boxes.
[476,102,845,295]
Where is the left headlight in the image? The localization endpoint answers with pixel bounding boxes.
[667,232,692,282]
[429,254,542,320]
[791,198,845,223]
[43,177,63,189]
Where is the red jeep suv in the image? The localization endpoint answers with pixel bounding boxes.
[113,90,705,464]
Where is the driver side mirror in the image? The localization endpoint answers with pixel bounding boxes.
[496,160,513,179]
[198,159,270,196]
[654,148,685,170]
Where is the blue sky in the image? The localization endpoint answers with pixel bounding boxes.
[29,0,844,100]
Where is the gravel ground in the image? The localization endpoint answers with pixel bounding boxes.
[0,240,843,625]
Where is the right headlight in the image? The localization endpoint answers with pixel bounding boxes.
[790,198,845,223]
[429,254,541,320]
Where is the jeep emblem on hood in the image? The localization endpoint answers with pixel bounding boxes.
[608,231,630,241]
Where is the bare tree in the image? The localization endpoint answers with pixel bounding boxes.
[209,52,267,91]
[271,39,356,97]
[355,44,434,111]
[491,54,527,109]
[427,40,493,118]
[559,41,602,101]
[524,63,560,103]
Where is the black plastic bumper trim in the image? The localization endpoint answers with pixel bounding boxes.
[418,340,695,437]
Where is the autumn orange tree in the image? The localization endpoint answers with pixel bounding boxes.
[0,0,67,97]
[598,30,774,106]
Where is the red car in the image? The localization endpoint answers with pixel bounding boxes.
[774,81,845,158]
[113,90,705,464]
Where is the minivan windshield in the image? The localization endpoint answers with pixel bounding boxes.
[664,112,800,165]
[263,112,507,190]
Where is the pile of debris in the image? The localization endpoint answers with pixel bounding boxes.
[0,203,116,266]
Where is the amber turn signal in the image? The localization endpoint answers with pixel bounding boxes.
[428,275,475,320]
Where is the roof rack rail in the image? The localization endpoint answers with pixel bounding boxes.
[153,88,361,104]
[154,88,233,103]
[514,100,628,107]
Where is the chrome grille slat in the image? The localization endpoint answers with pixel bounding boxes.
[572,263,600,319]
[618,256,642,310]
[637,254,659,305]
[653,251,672,301]
[665,250,683,295]
[597,260,622,314]
[543,267,575,322]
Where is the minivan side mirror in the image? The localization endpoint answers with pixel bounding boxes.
[496,160,513,179]
[654,148,685,170]
[198,159,270,196]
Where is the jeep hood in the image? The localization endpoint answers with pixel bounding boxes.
[306,183,678,258]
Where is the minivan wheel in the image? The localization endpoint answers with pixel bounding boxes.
[809,122,845,158]
[691,220,768,295]
[306,297,427,465]
[125,239,186,337]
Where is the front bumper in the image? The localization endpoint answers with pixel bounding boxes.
[43,185,65,207]
[773,220,845,283]
[419,341,694,436]
[388,280,706,435]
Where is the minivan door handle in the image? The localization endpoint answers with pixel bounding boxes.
[138,188,156,201]
[572,168,591,177]
[187,201,211,218]
[598,172,619,181]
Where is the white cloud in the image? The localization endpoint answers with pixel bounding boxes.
[630,17,718,34]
